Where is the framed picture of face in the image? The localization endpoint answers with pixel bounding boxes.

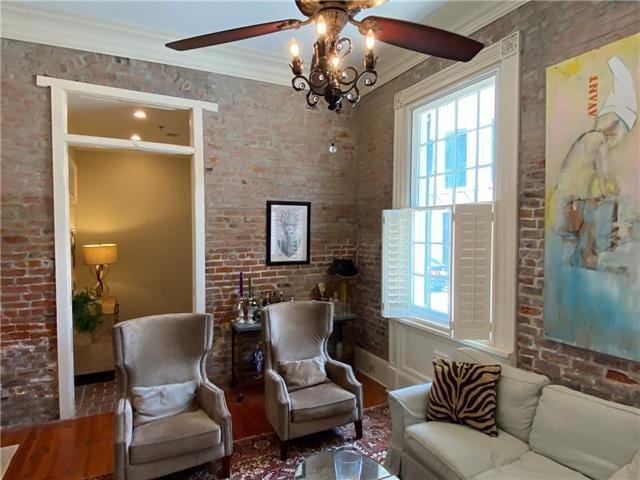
[266,201,311,265]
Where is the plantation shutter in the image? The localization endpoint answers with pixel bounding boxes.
[452,203,493,340]
[381,209,411,318]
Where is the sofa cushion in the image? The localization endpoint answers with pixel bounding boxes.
[472,451,589,480]
[404,421,529,479]
[130,409,221,465]
[452,347,549,442]
[132,379,197,425]
[530,385,640,480]
[289,381,355,423]
[428,358,502,436]
[608,448,640,480]
[278,355,328,392]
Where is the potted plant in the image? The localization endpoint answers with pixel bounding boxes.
[72,289,103,333]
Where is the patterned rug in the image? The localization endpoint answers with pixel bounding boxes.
[91,404,390,480]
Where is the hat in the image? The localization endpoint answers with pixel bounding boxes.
[328,258,359,278]
[598,56,637,130]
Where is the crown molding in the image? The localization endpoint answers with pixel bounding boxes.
[1,1,528,91]
[0,3,292,87]
[373,0,529,88]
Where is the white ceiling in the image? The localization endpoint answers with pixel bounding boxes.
[28,0,444,66]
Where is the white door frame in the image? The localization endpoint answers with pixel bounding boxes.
[37,76,217,419]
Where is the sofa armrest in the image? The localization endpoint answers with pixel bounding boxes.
[197,381,233,456]
[265,369,291,440]
[326,359,363,418]
[114,398,133,480]
[385,383,432,475]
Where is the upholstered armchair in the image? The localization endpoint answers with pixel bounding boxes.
[113,313,232,480]
[263,301,363,460]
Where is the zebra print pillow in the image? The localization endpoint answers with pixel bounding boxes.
[427,358,502,436]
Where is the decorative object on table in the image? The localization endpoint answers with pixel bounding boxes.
[234,272,247,324]
[544,32,640,361]
[333,446,363,480]
[82,243,118,298]
[166,1,483,113]
[247,275,258,323]
[72,289,103,333]
[316,282,328,301]
[266,201,311,265]
[252,341,265,377]
[427,358,502,437]
[328,258,359,315]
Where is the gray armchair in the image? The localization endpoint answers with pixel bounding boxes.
[113,313,232,480]
[263,301,363,460]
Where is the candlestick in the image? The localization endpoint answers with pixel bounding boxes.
[239,272,244,297]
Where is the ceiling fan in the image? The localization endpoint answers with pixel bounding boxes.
[167,0,484,111]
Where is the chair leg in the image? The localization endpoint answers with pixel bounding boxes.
[279,439,288,461]
[221,455,232,478]
[355,420,363,440]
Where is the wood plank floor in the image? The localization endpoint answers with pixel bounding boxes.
[1,373,387,480]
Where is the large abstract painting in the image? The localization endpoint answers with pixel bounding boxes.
[544,33,639,361]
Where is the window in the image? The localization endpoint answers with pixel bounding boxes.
[383,33,520,354]
[409,74,496,326]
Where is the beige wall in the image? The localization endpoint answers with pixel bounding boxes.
[73,149,192,320]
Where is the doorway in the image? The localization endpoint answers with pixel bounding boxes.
[37,76,217,419]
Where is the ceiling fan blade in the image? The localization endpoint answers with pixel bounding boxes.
[360,16,484,62]
[166,19,302,51]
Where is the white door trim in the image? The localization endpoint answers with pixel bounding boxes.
[37,75,216,419]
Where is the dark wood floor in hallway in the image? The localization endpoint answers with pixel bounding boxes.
[0,373,387,480]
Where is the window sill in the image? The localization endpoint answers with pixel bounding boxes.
[389,316,513,360]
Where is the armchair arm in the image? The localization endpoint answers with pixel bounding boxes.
[265,369,291,440]
[326,359,363,418]
[114,398,133,480]
[385,383,432,475]
[197,381,233,456]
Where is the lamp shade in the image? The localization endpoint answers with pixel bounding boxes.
[82,244,118,265]
[327,258,359,278]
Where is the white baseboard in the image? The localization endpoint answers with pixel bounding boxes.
[355,347,389,388]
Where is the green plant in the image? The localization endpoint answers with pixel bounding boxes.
[72,289,103,333]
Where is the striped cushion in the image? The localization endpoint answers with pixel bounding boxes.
[427,358,502,436]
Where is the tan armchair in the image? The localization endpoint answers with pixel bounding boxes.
[263,301,363,460]
[113,313,232,480]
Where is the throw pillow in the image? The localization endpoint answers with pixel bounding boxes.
[132,379,198,425]
[278,355,328,391]
[427,358,502,436]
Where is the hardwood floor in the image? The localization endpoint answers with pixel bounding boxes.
[0,373,387,479]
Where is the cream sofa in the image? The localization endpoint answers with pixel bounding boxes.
[385,347,640,480]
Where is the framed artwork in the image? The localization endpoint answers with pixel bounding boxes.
[544,32,639,361]
[266,201,310,265]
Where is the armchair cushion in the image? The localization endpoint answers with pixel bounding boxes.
[279,355,328,391]
[130,409,220,465]
[132,379,197,425]
[289,382,356,423]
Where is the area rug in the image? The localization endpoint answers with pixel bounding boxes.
[90,404,390,480]
[1,444,19,479]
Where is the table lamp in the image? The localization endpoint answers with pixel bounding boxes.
[82,243,117,298]
[328,258,359,312]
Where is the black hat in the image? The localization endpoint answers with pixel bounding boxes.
[328,258,359,278]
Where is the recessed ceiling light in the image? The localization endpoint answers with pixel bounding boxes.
[130,134,141,141]
[133,110,147,119]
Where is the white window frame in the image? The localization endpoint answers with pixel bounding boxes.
[391,32,520,355]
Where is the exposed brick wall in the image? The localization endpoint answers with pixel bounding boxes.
[352,1,640,406]
[1,39,357,426]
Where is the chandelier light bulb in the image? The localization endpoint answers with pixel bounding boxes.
[289,38,300,58]
[316,15,327,36]
[130,134,141,141]
[133,109,147,119]
[331,56,340,69]
[366,29,375,50]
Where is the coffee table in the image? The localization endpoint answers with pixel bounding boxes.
[294,450,398,479]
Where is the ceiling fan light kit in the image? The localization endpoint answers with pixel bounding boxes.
[166,0,484,113]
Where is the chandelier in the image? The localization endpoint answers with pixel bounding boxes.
[288,10,377,112]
